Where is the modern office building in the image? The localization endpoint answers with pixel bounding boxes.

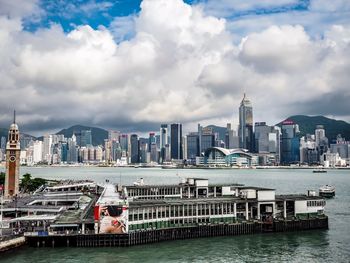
[187,132,200,161]
[330,135,350,160]
[281,120,300,164]
[81,130,92,147]
[159,124,168,163]
[300,135,318,164]
[148,133,156,153]
[254,122,281,162]
[238,94,254,152]
[150,143,158,163]
[120,134,129,154]
[130,134,140,164]
[43,134,53,163]
[200,127,215,154]
[108,130,120,141]
[67,136,78,163]
[170,123,183,160]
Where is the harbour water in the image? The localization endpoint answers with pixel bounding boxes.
[1,167,349,262]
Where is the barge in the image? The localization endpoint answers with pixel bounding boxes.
[24,178,328,247]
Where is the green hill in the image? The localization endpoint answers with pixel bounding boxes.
[277,115,350,142]
[56,125,108,146]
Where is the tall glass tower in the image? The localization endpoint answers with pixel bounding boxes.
[170,123,183,160]
[238,94,254,152]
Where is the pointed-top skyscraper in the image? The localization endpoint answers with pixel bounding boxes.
[5,111,21,197]
[238,94,254,152]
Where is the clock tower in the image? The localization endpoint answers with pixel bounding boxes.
[4,111,20,198]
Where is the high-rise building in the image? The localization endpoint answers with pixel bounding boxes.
[5,112,20,197]
[130,134,140,164]
[148,133,156,152]
[300,134,318,164]
[1,136,6,151]
[150,143,158,163]
[108,130,120,141]
[120,134,129,155]
[43,134,53,164]
[33,140,43,164]
[140,142,148,163]
[254,122,271,153]
[281,120,300,164]
[67,136,78,163]
[201,127,215,154]
[170,123,183,160]
[187,132,199,160]
[238,94,254,152]
[61,142,68,163]
[315,125,326,146]
[81,130,92,147]
[159,124,168,163]
[0,136,6,161]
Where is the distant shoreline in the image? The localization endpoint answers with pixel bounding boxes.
[0,164,348,170]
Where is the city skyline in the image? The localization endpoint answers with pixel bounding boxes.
[0,0,349,135]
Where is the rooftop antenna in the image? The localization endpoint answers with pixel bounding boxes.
[13,110,16,124]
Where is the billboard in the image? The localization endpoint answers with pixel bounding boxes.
[95,205,128,234]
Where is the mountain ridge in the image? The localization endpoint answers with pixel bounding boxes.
[56,124,108,146]
[277,115,350,142]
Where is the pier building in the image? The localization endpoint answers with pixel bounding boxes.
[93,178,327,234]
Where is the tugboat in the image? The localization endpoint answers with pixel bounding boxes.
[319,185,335,198]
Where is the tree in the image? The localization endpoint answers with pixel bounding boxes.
[20,173,32,193]
[20,173,47,193]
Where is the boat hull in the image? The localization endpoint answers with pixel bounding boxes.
[319,191,335,198]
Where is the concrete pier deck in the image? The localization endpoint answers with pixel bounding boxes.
[0,236,26,252]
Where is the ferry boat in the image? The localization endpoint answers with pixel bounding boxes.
[319,185,335,197]
[313,168,327,173]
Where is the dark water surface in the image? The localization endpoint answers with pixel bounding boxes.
[1,167,349,262]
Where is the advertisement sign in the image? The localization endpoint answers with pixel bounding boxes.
[98,205,128,234]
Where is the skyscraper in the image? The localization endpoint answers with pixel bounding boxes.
[281,120,300,164]
[315,125,326,146]
[202,127,215,153]
[108,130,120,141]
[120,134,129,154]
[148,132,156,152]
[238,94,254,152]
[170,123,183,160]
[186,132,199,160]
[130,134,140,164]
[5,112,20,197]
[159,124,168,163]
[81,130,92,147]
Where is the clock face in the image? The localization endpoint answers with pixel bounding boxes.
[9,155,16,162]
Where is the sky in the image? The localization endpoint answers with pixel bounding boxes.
[0,0,349,136]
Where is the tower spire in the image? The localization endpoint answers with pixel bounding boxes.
[13,110,16,124]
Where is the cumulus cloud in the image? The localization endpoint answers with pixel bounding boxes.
[0,0,41,18]
[0,0,349,136]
